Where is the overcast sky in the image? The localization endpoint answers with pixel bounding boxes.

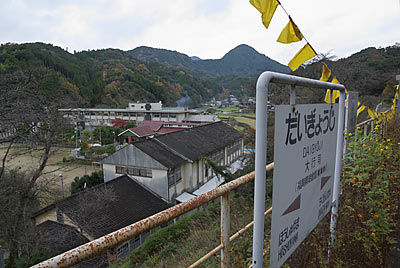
[1,0,399,65]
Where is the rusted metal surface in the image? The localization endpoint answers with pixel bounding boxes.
[190,207,273,268]
[32,163,274,268]
[221,192,230,268]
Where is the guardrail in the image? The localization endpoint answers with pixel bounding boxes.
[33,163,274,268]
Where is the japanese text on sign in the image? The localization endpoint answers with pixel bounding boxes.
[285,106,336,145]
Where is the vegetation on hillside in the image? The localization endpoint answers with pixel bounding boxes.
[128,44,290,78]
[294,46,400,101]
[0,42,248,108]
[284,119,400,267]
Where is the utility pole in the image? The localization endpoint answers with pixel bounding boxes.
[59,174,64,199]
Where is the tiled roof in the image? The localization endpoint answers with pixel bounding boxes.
[139,120,164,131]
[128,125,156,137]
[36,220,108,267]
[156,126,186,134]
[155,121,243,161]
[108,121,243,168]
[134,139,187,168]
[39,176,171,239]
[37,220,89,253]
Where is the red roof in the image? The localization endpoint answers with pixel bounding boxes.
[121,120,210,138]
[139,120,164,131]
[156,127,186,134]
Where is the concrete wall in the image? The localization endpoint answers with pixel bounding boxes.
[131,169,168,200]
[103,163,117,182]
[103,163,168,200]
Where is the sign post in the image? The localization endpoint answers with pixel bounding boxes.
[270,104,338,267]
[252,71,346,268]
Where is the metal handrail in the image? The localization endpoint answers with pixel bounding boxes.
[32,163,274,268]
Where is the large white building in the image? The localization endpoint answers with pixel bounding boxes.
[60,101,191,128]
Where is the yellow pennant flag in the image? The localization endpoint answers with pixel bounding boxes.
[330,76,348,94]
[288,43,317,71]
[357,105,366,117]
[368,108,378,120]
[320,63,331,81]
[324,89,340,103]
[320,63,331,82]
[277,19,303,43]
[250,0,279,29]
[331,76,339,84]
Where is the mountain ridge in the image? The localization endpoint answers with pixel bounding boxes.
[128,44,290,78]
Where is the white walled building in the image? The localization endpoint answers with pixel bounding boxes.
[101,122,244,202]
[60,101,190,128]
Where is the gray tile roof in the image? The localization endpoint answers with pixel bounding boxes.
[103,121,242,169]
[37,175,171,239]
[155,121,243,161]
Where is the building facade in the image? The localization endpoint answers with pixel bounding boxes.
[101,122,244,203]
[60,101,190,129]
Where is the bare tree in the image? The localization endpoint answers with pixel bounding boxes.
[0,68,76,267]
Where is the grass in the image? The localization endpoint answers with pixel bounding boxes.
[234,117,256,129]
[218,113,255,118]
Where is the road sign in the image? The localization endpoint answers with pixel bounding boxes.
[270,103,338,268]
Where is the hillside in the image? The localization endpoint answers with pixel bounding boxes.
[294,46,400,96]
[128,44,290,78]
[1,43,399,110]
[0,43,239,107]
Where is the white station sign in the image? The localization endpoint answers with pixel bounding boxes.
[270,103,338,268]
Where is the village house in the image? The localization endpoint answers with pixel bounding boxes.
[32,175,171,264]
[101,121,245,203]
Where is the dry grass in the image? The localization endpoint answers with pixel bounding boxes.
[0,145,100,199]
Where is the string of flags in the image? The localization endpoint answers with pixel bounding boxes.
[250,0,400,121]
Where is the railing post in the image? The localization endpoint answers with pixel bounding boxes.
[221,192,230,268]
[363,124,367,137]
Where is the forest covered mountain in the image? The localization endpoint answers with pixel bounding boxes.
[128,44,290,78]
[0,43,258,108]
[1,42,399,110]
[294,46,400,97]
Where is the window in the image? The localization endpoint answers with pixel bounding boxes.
[116,166,127,174]
[170,114,176,118]
[133,168,140,176]
[153,113,160,118]
[128,167,135,175]
[175,168,181,182]
[116,242,130,258]
[146,169,152,178]
[205,164,209,177]
[168,172,174,186]
[139,169,147,177]
[130,235,141,250]
[161,113,168,118]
